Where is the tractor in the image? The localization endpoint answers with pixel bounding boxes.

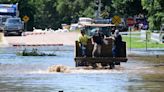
[74,23,127,69]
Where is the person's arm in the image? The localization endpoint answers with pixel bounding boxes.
[91,36,95,44]
[108,35,115,40]
[78,35,82,46]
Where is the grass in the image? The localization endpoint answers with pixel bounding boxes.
[122,33,164,48]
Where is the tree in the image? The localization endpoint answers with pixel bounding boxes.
[18,0,36,31]
[111,0,143,17]
[142,0,164,30]
[2,0,155,31]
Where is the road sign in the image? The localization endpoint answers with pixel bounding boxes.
[126,18,135,27]
[112,15,121,26]
[23,15,29,23]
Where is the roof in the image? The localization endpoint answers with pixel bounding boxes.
[80,23,115,27]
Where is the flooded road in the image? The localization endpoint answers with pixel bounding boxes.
[0,46,164,92]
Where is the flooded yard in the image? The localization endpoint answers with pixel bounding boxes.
[0,46,164,92]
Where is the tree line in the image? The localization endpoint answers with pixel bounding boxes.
[0,0,163,31]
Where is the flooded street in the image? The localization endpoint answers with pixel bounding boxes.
[0,0,163,91]
[0,46,164,92]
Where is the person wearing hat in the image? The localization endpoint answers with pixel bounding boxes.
[78,29,89,57]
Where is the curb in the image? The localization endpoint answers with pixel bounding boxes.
[12,44,63,47]
[23,32,46,36]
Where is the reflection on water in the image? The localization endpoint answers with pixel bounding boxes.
[0,46,164,92]
[0,73,129,92]
[126,73,164,92]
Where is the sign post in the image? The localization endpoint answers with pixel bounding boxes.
[126,18,135,51]
[112,15,121,26]
[146,31,148,51]
[22,15,29,32]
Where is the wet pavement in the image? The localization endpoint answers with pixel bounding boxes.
[0,46,164,92]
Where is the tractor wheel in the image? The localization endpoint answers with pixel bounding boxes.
[110,62,115,69]
[92,63,97,69]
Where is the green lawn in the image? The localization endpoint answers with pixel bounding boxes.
[122,35,164,48]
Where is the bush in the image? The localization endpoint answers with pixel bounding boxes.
[148,12,164,31]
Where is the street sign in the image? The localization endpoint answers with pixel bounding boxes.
[23,15,29,23]
[126,18,135,27]
[112,15,121,26]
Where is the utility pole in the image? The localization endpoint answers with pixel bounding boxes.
[16,3,19,17]
[95,0,101,19]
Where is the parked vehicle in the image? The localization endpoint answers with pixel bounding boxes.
[0,4,19,32]
[135,17,148,30]
[0,15,12,31]
[3,17,24,36]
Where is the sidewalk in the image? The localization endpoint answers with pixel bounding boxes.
[127,48,164,56]
[4,32,79,47]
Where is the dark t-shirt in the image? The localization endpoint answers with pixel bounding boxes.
[92,32,104,45]
[114,35,122,48]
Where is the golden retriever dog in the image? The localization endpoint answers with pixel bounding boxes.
[48,64,70,73]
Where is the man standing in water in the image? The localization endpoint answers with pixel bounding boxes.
[91,29,104,57]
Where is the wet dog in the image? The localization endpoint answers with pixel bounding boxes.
[48,64,70,73]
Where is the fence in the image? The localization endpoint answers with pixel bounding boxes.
[121,30,164,53]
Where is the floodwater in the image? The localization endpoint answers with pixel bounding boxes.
[0,46,164,92]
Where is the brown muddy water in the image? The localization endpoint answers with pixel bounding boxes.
[0,46,164,92]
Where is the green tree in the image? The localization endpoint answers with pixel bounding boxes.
[1,0,149,30]
[111,0,143,17]
[142,0,164,30]
[18,0,35,31]
[56,0,95,25]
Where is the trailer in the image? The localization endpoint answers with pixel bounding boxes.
[74,23,128,69]
[0,3,19,32]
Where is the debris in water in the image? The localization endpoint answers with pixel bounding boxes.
[17,48,56,56]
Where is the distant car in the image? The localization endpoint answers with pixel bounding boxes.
[135,18,149,30]
[3,17,24,36]
[0,15,12,32]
